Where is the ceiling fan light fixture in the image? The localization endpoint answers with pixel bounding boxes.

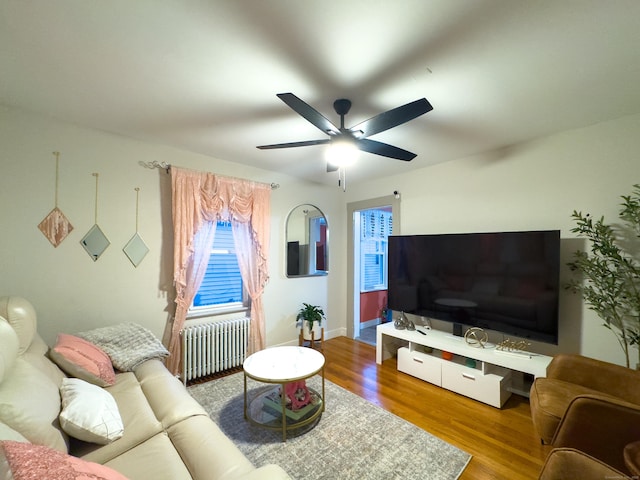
[326,137,359,167]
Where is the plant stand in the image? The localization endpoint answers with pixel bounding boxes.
[299,326,324,350]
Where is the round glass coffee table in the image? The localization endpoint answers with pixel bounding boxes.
[243,346,325,442]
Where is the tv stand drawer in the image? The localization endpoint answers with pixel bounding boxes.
[398,347,441,386]
[441,361,512,408]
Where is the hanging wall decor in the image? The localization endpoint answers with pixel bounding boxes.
[38,151,74,247]
[80,173,110,261]
[123,187,149,267]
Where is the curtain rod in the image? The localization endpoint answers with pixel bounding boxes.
[139,161,280,190]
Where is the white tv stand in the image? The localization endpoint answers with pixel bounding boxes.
[376,322,552,408]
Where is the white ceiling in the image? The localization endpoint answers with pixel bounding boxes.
[2,0,639,186]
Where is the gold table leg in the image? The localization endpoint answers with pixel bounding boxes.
[243,373,248,420]
[280,382,287,442]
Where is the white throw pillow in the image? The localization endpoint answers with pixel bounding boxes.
[59,377,124,444]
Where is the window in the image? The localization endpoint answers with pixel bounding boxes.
[361,240,387,291]
[359,209,392,292]
[189,221,247,317]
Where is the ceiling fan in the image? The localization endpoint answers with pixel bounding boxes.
[257,93,433,171]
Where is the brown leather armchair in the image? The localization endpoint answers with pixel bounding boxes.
[530,353,640,474]
[538,448,630,480]
[538,442,640,479]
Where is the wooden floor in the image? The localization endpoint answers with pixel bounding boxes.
[321,336,551,480]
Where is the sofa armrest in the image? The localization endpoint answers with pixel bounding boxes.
[539,448,630,480]
[552,394,640,475]
[546,354,640,403]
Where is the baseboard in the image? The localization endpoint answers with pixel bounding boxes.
[274,327,347,348]
[360,318,381,330]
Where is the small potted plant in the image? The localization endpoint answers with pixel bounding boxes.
[297,303,325,344]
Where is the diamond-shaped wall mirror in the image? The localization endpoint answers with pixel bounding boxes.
[123,232,149,267]
[38,207,74,247]
[81,224,110,261]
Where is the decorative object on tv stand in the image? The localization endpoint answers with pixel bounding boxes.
[566,183,640,369]
[464,327,489,348]
[297,303,325,348]
[80,173,110,261]
[123,187,150,268]
[38,151,74,247]
[394,311,414,330]
[496,339,531,353]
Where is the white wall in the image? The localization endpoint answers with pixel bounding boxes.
[2,104,639,367]
[345,113,640,366]
[0,105,344,349]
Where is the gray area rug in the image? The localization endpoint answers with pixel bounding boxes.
[188,373,471,480]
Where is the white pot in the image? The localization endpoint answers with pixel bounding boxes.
[302,321,322,341]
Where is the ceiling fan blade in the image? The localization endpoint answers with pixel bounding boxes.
[277,93,340,135]
[350,98,433,138]
[357,138,417,161]
[257,139,331,150]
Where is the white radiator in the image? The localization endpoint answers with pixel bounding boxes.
[181,317,250,384]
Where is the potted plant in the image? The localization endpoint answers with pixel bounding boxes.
[297,303,325,342]
[566,184,640,369]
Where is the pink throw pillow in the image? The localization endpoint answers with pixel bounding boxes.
[49,334,116,386]
[0,440,129,480]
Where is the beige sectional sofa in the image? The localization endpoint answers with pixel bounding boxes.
[0,296,291,480]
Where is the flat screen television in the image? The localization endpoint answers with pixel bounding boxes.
[388,230,560,344]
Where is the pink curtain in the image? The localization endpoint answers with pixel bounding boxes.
[167,166,271,375]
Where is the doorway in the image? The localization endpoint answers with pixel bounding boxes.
[347,195,401,345]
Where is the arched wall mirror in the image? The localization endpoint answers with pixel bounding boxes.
[286,204,329,277]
